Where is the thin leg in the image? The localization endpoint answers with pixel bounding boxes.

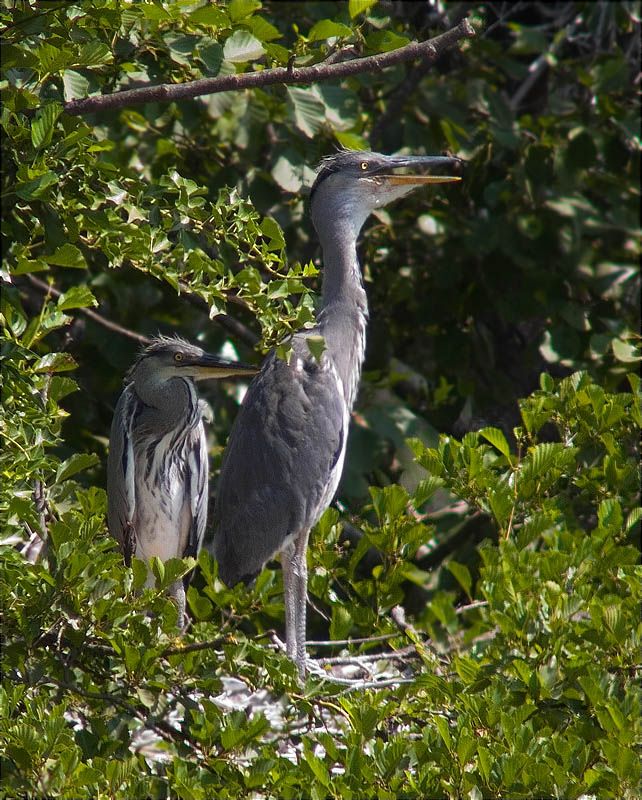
[169,579,186,631]
[282,530,310,679]
[293,529,310,678]
[282,545,298,662]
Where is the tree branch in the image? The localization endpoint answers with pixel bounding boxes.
[23,274,151,345]
[64,19,475,117]
[22,273,260,350]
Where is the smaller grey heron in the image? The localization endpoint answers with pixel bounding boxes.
[107,335,257,629]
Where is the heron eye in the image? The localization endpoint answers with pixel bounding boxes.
[360,161,369,171]
[174,352,184,362]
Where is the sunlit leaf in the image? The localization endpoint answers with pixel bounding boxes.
[286,86,325,138]
[223,30,265,62]
[307,20,353,43]
[479,426,512,459]
[44,244,87,269]
[56,453,100,482]
[56,285,97,310]
[62,69,90,101]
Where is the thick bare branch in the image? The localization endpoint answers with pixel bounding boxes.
[64,19,475,117]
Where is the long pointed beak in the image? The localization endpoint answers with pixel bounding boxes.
[382,174,461,185]
[378,154,462,186]
[189,354,258,380]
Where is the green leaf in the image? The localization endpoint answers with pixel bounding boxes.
[187,586,213,620]
[522,442,574,481]
[246,15,281,42]
[488,485,513,526]
[189,5,229,27]
[223,30,265,63]
[56,285,97,311]
[49,376,78,402]
[165,34,199,65]
[31,103,62,149]
[44,244,87,269]
[76,41,113,67]
[37,42,73,73]
[370,484,409,524]
[307,20,353,43]
[479,426,512,459]
[434,715,452,751]
[15,171,58,200]
[62,69,90,101]
[229,0,261,22]
[447,561,472,598]
[413,475,444,506]
[33,352,77,373]
[131,558,149,590]
[56,453,100,482]
[198,41,223,75]
[612,337,641,363]
[540,372,555,391]
[366,30,410,53]
[625,507,642,532]
[260,217,285,250]
[334,130,369,150]
[597,498,623,530]
[349,0,377,18]
[306,335,326,363]
[286,87,326,138]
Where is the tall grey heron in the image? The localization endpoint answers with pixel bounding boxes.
[211,150,461,676]
[107,335,257,629]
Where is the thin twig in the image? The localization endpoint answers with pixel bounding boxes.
[64,20,475,116]
[322,45,361,65]
[23,274,151,345]
[309,667,416,688]
[315,646,417,667]
[455,600,488,615]
[22,273,260,350]
[306,632,398,647]
[509,14,582,111]
[44,678,211,764]
[32,479,48,545]
[179,282,260,348]
[161,637,225,657]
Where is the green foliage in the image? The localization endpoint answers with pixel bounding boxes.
[1,2,640,798]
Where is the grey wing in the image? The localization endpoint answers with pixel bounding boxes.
[183,419,208,563]
[211,344,346,586]
[106,388,137,564]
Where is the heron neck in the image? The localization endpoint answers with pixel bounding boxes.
[135,377,198,431]
[316,212,365,303]
[317,223,369,410]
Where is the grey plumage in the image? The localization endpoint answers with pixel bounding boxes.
[107,335,257,628]
[211,150,462,676]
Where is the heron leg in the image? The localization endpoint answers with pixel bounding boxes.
[169,579,187,631]
[282,530,310,679]
[282,545,298,662]
[293,529,310,678]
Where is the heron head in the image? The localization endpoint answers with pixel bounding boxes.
[310,149,462,236]
[129,336,257,385]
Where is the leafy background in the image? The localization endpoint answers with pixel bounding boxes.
[1,1,640,798]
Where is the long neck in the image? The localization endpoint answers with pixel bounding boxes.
[134,374,198,433]
[316,216,369,411]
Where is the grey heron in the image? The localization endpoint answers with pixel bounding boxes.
[107,335,257,629]
[211,150,461,676]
